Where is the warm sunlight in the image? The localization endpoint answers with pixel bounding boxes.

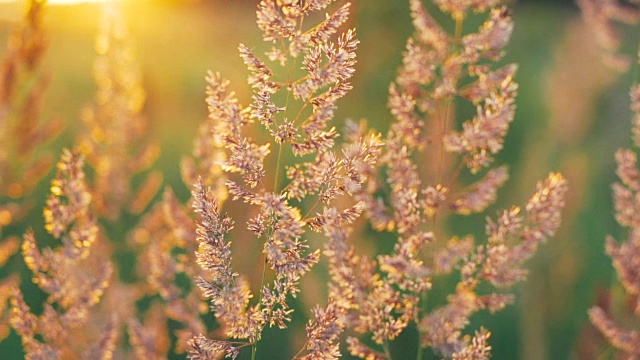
[1,0,636,359]
[0,0,110,5]
[47,0,110,4]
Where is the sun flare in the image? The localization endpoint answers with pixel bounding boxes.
[48,0,110,4]
[0,0,111,5]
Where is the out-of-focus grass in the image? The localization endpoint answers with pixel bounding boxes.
[0,0,632,359]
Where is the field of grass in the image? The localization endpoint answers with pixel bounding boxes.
[0,0,636,359]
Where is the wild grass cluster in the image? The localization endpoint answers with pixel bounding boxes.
[1,0,639,359]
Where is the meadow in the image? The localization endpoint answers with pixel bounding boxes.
[0,0,637,359]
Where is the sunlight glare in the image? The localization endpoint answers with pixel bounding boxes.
[49,0,111,4]
[0,0,111,5]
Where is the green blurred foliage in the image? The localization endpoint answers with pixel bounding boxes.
[0,0,635,358]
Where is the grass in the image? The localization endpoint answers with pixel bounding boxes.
[0,0,632,358]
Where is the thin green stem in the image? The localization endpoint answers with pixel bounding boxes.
[251,338,257,359]
[435,95,455,188]
[273,143,284,193]
[423,12,465,357]
[251,255,269,360]
[596,345,614,360]
[383,342,392,360]
[632,40,640,84]
[416,290,428,360]
[303,197,321,219]
[292,340,308,359]
[454,13,464,40]
[435,13,464,185]
[291,99,311,125]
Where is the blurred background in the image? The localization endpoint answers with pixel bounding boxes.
[0,0,635,359]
